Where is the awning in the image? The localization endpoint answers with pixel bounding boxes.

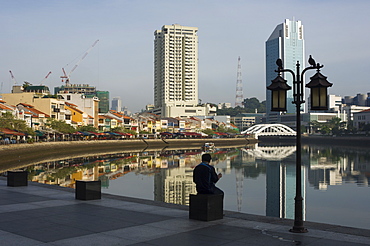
[0,128,26,136]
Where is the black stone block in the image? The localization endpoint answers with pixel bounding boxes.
[7,171,28,187]
[189,194,223,221]
[75,180,101,200]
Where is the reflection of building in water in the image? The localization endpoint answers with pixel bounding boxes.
[242,144,305,220]
[307,146,370,189]
[154,167,196,205]
[265,160,303,220]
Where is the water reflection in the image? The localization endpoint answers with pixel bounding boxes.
[15,143,370,229]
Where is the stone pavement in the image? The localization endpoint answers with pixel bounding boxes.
[0,178,369,246]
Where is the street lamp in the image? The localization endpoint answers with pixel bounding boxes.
[267,55,332,233]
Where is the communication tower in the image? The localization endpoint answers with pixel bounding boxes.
[235,57,243,107]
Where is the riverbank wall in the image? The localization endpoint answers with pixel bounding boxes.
[301,135,370,147]
[0,138,256,171]
[258,135,370,148]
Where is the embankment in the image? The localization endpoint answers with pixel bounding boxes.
[0,138,256,171]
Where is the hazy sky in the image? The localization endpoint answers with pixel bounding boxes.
[1,0,369,113]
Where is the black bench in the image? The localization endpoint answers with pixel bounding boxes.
[7,171,28,187]
[189,193,223,221]
[75,180,101,200]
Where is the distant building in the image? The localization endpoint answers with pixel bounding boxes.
[54,84,96,96]
[353,109,370,130]
[218,103,232,109]
[58,93,99,127]
[55,84,109,114]
[111,97,122,111]
[266,19,305,116]
[1,92,65,121]
[231,113,264,131]
[96,91,109,113]
[153,24,210,117]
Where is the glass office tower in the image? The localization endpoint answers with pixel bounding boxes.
[266,19,305,117]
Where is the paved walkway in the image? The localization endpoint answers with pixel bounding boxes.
[0,178,369,246]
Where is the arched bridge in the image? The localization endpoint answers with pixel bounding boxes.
[241,124,296,139]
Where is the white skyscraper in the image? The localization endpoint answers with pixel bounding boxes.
[154,24,202,117]
[266,19,305,116]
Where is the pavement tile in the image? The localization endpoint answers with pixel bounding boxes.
[143,230,233,246]
[50,233,135,246]
[0,230,44,246]
[146,217,210,232]
[190,224,252,241]
[14,224,93,243]
[102,224,180,242]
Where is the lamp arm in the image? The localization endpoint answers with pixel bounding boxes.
[275,68,295,81]
[300,64,324,82]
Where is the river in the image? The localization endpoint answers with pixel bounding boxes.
[15,142,370,230]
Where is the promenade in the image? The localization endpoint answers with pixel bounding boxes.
[1,178,369,245]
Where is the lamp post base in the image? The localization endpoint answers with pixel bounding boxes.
[289,226,308,233]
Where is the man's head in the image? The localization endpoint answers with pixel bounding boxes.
[202,153,212,163]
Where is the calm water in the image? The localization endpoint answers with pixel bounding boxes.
[24,143,370,230]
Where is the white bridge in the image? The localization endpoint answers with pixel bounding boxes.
[241,124,296,139]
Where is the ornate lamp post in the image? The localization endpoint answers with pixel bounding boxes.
[267,55,332,233]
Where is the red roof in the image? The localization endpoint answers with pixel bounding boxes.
[0,128,26,136]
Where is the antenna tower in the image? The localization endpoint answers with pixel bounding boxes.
[235,56,243,107]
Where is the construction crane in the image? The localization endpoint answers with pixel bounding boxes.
[40,71,52,85]
[60,39,99,85]
[9,70,17,85]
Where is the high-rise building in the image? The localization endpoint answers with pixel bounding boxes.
[111,97,122,111]
[266,19,305,117]
[96,91,109,113]
[154,24,202,117]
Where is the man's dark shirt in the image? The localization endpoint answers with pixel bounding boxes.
[193,162,219,194]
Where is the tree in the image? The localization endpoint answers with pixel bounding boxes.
[112,127,137,135]
[46,118,75,133]
[242,97,266,113]
[0,112,34,135]
[77,125,98,132]
[217,97,266,116]
[202,129,214,135]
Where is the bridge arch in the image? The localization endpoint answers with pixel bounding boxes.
[241,124,296,138]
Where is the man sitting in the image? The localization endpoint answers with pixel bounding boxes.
[193,153,224,195]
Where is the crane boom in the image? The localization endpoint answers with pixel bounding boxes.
[40,71,52,85]
[9,70,17,84]
[61,39,99,85]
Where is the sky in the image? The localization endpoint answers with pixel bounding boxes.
[1,0,370,113]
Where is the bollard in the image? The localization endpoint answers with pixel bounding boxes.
[75,180,101,200]
[189,193,223,221]
[7,171,28,187]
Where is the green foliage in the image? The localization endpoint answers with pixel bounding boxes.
[77,125,98,132]
[112,127,137,135]
[242,97,266,113]
[309,117,350,136]
[202,129,214,135]
[216,97,266,116]
[47,118,75,134]
[0,112,34,135]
